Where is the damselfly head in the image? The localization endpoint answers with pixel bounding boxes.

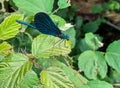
[59,34,69,40]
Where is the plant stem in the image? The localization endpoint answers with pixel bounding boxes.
[32,59,44,70]
[1,0,6,12]
[52,8,60,14]
[106,21,120,31]
[63,56,73,68]
[113,82,120,87]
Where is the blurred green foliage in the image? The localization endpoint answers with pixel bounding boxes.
[0,0,120,88]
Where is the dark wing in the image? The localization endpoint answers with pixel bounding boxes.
[34,12,62,37]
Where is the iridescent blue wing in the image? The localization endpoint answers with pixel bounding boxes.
[34,12,62,37]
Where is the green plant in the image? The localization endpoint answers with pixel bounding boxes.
[0,0,120,88]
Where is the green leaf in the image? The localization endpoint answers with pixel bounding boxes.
[62,66,88,88]
[58,0,71,9]
[85,33,103,51]
[79,39,92,52]
[108,1,120,10]
[75,16,83,29]
[102,3,109,10]
[50,14,66,28]
[88,80,113,88]
[37,58,88,88]
[0,56,3,61]
[0,14,23,40]
[8,32,32,53]
[83,18,103,33]
[32,34,71,59]
[63,27,76,48]
[0,42,12,56]
[18,70,40,88]
[83,21,98,33]
[109,70,120,83]
[105,40,120,72]
[60,23,74,31]
[13,0,54,14]
[0,53,39,88]
[40,67,74,88]
[91,5,102,13]
[78,50,107,79]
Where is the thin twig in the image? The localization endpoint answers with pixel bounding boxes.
[63,56,72,68]
[77,69,82,73]
[1,0,6,12]
[32,59,44,70]
[106,21,120,31]
[21,48,43,70]
[113,82,120,87]
[51,8,60,14]
[68,0,71,3]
